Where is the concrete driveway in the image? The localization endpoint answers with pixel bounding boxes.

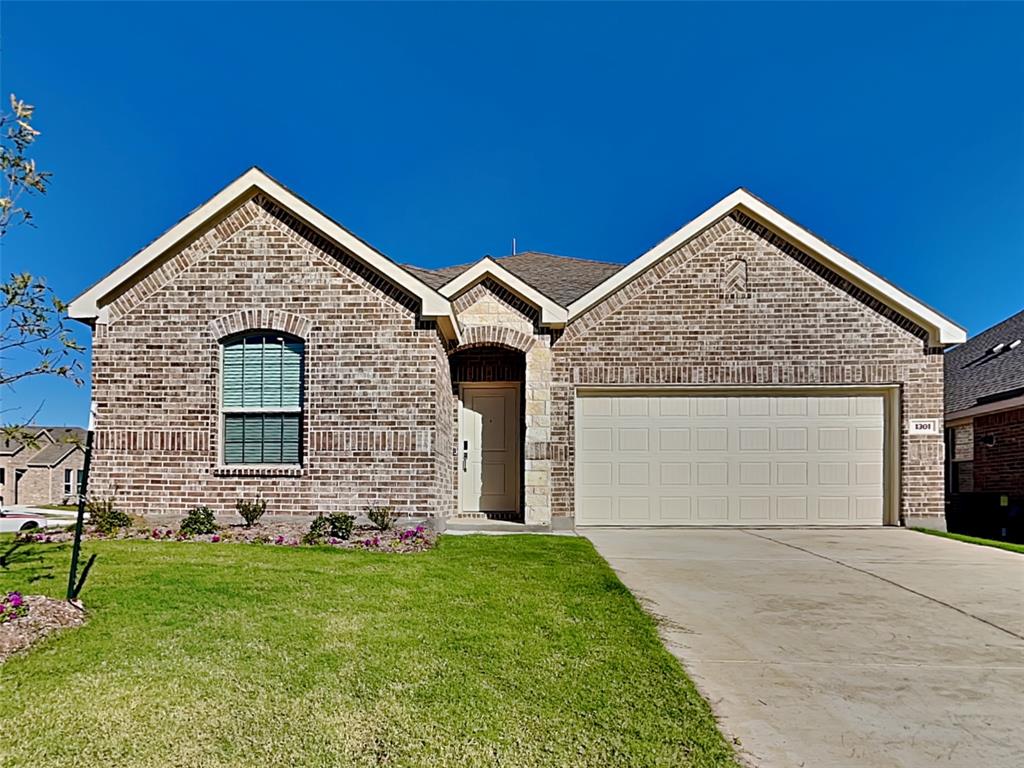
[584,528,1024,768]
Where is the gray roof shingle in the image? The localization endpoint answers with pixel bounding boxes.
[404,251,624,306]
[945,309,1024,413]
[0,426,86,464]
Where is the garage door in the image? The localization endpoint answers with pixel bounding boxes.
[575,393,886,526]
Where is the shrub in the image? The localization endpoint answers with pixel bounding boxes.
[327,512,355,540]
[236,497,267,528]
[87,498,131,535]
[366,505,396,532]
[0,591,28,624]
[302,514,331,545]
[179,506,218,536]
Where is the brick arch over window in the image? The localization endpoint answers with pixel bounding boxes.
[208,309,313,342]
[449,325,535,354]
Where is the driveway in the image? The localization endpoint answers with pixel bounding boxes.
[584,528,1024,768]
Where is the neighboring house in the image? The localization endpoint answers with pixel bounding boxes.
[0,427,86,507]
[67,168,965,530]
[944,310,1024,537]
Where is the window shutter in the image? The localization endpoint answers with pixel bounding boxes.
[282,414,301,463]
[222,342,245,408]
[224,414,245,464]
[242,340,264,408]
[242,413,264,463]
[263,339,283,408]
[282,342,302,409]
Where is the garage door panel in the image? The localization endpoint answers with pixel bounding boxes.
[576,393,886,526]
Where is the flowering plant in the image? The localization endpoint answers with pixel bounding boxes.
[0,591,29,624]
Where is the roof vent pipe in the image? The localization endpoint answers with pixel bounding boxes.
[1008,339,1022,351]
[990,343,1005,354]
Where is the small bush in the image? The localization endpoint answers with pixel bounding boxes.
[179,506,218,536]
[366,505,396,532]
[302,514,331,545]
[327,512,355,541]
[87,498,131,534]
[236,497,267,528]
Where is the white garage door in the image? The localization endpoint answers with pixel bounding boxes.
[575,393,886,526]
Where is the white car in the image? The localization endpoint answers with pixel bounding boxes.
[0,508,75,534]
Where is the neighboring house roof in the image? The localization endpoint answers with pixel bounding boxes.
[945,309,1024,414]
[0,428,51,456]
[0,426,86,466]
[68,170,966,346]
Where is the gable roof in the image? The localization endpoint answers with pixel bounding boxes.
[411,252,623,306]
[436,256,569,325]
[945,309,1024,414]
[68,168,460,342]
[0,428,52,457]
[0,426,86,465]
[565,189,966,345]
[68,171,965,347]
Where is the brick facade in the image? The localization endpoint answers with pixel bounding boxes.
[971,407,1024,495]
[84,197,947,527]
[550,212,945,526]
[0,448,85,507]
[88,196,452,519]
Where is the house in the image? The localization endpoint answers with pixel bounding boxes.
[67,168,965,530]
[944,309,1024,538]
[0,427,87,507]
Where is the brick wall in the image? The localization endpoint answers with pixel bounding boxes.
[87,196,451,519]
[551,212,945,525]
[972,407,1024,495]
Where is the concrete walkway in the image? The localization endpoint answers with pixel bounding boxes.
[583,528,1024,768]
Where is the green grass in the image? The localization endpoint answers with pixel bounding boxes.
[913,528,1024,554]
[0,535,736,767]
[35,504,79,512]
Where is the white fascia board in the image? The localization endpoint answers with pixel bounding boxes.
[68,168,459,339]
[568,189,967,345]
[439,257,569,326]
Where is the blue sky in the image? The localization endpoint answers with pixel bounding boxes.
[2,1,1022,426]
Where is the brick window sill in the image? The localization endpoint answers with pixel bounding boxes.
[213,465,304,478]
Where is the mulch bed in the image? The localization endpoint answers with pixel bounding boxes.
[20,520,435,553]
[0,596,86,664]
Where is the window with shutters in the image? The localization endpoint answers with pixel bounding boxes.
[221,333,304,465]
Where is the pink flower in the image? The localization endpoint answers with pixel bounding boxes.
[274,535,284,545]
[211,535,221,543]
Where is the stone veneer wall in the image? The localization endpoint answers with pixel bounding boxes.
[550,212,946,528]
[88,196,452,518]
[450,282,554,523]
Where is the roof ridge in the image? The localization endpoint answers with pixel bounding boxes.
[496,251,621,266]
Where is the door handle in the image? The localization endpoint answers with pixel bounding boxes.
[462,452,468,472]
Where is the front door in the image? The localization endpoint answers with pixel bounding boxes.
[460,384,519,514]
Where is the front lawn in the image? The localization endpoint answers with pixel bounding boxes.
[0,535,736,767]
[913,527,1024,554]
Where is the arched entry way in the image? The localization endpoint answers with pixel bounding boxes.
[450,345,526,522]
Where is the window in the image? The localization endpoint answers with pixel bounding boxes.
[64,468,84,497]
[221,333,304,465]
[0,468,5,486]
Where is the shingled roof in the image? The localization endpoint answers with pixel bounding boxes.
[405,251,624,306]
[945,309,1024,413]
[0,426,86,465]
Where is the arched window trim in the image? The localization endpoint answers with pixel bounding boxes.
[219,330,305,466]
